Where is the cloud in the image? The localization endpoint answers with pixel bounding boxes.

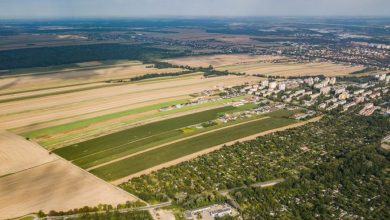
[0,0,389,19]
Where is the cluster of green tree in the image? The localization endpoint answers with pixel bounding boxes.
[145,61,244,77]
[130,71,194,81]
[0,43,185,70]
[233,141,389,219]
[201,121,218,128]
[252,74,282,78]
[67,211,152,220]
[38,201,146,218]
[147,61,178,69]
[253,73,326,80]
[252,37,342,45]
[120,113,389,219]
[337,74,380,83]
[349,67,377,75]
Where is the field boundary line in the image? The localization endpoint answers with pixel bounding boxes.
[0,160,59,180]
[111,116,322,185]
[87,116,270,171]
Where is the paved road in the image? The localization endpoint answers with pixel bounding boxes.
[219,178,285,196]
[218,178,285,211]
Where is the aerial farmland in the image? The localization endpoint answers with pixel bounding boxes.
[0,56,308,218]
[0,14,389,220]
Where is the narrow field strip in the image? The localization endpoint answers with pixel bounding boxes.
[23,99,188,139]
[0,60,142,79]
[0,82,121,104]
[111,116,322,185]
[91,117,298,181]
[67,105,257,169]
[86,116,270,171]
[38,103,226,150]
[53,106,234,160]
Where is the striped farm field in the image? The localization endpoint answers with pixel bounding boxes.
[51,107,299,182]
[53,106,235,165]
[90,116,298,181]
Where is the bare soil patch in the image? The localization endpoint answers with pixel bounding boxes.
[0,132,137,219]
[0,131,56,176]
[0,160,136,219]
[0,63,183,94]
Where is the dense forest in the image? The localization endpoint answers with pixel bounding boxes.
[37,201,147,218]
[67,211,152,220]
[0,43,184,70]
[121,113,390,219]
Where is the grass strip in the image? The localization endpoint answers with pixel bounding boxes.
[90,117,297,181]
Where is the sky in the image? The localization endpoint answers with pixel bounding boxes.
[0,0,389,19]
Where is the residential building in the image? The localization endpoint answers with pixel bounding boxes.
[320,86,331,94]
[269,82,278,89]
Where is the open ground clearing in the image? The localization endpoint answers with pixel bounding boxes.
[0,131,56,176]
[89,112,298,182]
[0,133,137,220]
[217,61,365,77]
[164,54,364,77]
[0,160,136,220]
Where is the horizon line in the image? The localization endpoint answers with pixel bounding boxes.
[1,15,390,21]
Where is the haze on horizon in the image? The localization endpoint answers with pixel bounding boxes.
[0,0,390,19]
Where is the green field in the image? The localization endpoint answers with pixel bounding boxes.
[51,102,300,182]
[90,116,298,181]
[53,106,235,161]
[71,104,265,169]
